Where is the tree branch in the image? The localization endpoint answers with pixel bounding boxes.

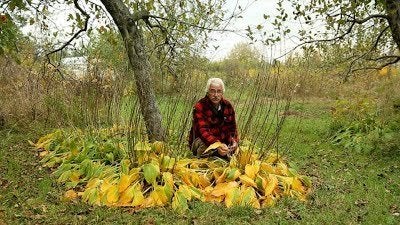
[45,0,90,73]
[347,14,389,24]
[343,25,391,81]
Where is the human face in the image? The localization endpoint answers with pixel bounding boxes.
[207,83,223,106]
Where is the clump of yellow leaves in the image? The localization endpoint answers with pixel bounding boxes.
[32,129,312,212]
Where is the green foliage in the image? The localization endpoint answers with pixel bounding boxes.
[0,14,22,60]
[331,98,400,154]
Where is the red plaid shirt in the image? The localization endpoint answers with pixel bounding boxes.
[189,96,238,148]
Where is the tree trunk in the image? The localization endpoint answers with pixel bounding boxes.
[386,0,400,50]
[100,0,166,141]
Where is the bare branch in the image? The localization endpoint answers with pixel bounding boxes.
[148,14,235,33]
[348,55,400,76]
[276,14,389,59]
[45,0,90,68]
[343,26,391,80]
[347,14,389,24]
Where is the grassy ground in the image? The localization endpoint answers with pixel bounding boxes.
[1,100,399,224]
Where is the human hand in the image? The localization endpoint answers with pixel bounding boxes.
[229,141,238,153]
[217,144,229,156]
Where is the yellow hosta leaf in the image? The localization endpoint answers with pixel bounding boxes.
[211,181,238,197]
[150,185,169,206]
[162,172,174,187]
[142,162,160,184]
[64,189,78,201]
[82,188,100,205]
[120,159,131,174]
[264,174,278,196]
[134,141,152,151]
[151,141,165,153]
[224,187,241,208]
[188,186,205,201]
[86,178,101,189]
[213,167,226,184]
[118,174,132,193]
[178,185,193,200]
[118,185,136,205]
[260,162,275,174]
[245,164,260,179]
[265,152,281,164]
[240,187,260,209]
[172,190,189,213]
[261,196,275,207]
[180,170,194,186]
[163,183,174,200]
[197,174,211,188]
[160,155,176,171]
[69,171,81,183]
[204,141,224,154]
[292,177,305,193]
[226,168,241,181]
[141,196,156,208]
[134,141,152,164]
[239,175,257,187]
[290,190,307,201]
[132,187,145,207]
[275,163,288,176]
[237,149,253,167]
[100,178,114,193]
[255,175,267,190]
[106,185,119,205]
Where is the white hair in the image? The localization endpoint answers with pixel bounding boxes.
[205,78,225,93]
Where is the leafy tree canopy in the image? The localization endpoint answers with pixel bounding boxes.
[256,0,400,79]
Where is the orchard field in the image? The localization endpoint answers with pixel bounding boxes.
[2,0,400,224]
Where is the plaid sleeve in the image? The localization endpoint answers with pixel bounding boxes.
[193,103,219,145]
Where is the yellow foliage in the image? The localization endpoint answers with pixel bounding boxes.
[260,162,275,174]
[162,172,174,187]
[224,186,241,208]
[239,187,260,209]
[226,168,241,181]
[211,181,238,197]
[64,189,78,201]
[379,67,388,76]
[36,129,313,212]
[292,177,305,193]
[86,178,101,189]
[118,174,132,193]
[131,187,145,207]
[204,141,224,154]
[69,171,81,183]
[118,185,136,205]
[239,175,257,188]
[264,174,278,196]
[106,185,119,205]
[151,141,165,153]
[244,163,260,179]
[150,186,169,206]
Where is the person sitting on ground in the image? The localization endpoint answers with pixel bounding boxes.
[189,77,239,158]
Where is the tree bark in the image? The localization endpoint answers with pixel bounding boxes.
[386,0,400,50]
[100,0,166,141]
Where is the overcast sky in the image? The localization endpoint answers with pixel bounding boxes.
[23,0,288,61]
[204,0,280,61]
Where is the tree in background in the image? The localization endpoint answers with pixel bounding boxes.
[2,0,239,141]
[221,42,263,84]
[260,0,400,80]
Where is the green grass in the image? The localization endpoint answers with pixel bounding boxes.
[1,99,399,224]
